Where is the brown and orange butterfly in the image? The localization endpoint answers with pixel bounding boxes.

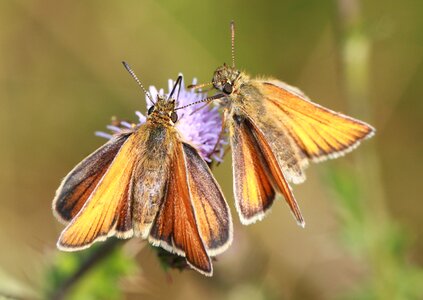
[190,22,375,226]
[52,62,232,276]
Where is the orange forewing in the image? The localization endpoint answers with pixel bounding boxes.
[261,80,375,161]
[183,143,232,255]
[230,115,277,225]
[149,141,212,276]
[245,117,304,226]
[57,134,139,250]
[53,135,129,223]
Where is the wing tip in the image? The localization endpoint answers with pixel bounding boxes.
[149,237,214,277]
[297,219,306,228]
[311,124,376,163]
[187,260,213,277]
[52,206,71,225]
[292,208,305,228]
[51,184,74,225]
[365,125,376,139]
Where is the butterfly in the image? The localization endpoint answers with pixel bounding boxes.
[190,22,375,226]
[52,62,233,276]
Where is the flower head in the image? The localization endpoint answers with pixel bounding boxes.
[96,76,226,162]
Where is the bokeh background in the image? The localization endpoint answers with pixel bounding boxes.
[1,0,422,299]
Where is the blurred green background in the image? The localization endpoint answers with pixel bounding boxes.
[1,0,422,299]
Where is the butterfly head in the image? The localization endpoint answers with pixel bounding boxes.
[212,63,240,95]
[121,62,181,125]
[147,95,178,125]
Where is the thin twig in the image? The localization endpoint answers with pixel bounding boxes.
[0,292,27,300]
[50,239,124,300]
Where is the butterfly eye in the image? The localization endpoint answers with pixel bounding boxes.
[147,106,155,115]
[223,82,233,94]
[170,112,178,123]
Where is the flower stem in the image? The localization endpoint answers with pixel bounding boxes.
[50,239,124,300]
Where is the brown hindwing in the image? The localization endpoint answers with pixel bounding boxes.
[53,133,131,223]
[245,116,304,226]
[149,139,212,276]
[230,114,276,225]
[230,113,304,226]
[183,142,232,256]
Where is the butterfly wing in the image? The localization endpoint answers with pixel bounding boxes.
[183,142,232,256]
[229,113,304,226]
[57,131,142,250]
[258,79,375,162]
[229,114,275,225]
[149,134,213,276]
[53,133,131,223]
[230,82,307,185]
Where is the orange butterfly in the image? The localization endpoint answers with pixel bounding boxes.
[52,63,232,276]
[190,22,375,226]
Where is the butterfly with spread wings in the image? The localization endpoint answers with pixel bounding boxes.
[52,63,232,276]
[190,22,375,226]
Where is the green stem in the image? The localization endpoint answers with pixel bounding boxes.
[334,0,400,299]
[50,239,124,300]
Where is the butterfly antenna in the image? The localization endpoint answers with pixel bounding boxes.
[189,101,212,116]
[230,20,236,68]
[168,75,183,102]
[187,82,213,90]
[176,77,182,103]
[175,94,224,111]
[122,61,155,105]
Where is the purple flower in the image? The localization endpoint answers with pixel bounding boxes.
[96,76,226,162]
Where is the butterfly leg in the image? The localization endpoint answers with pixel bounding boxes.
[211,108,229,161]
